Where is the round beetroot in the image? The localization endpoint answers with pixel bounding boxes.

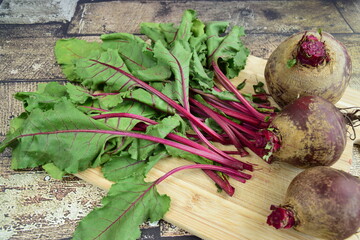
[268,95,347,168]
[264,30,352,107]
[267,166,360,240]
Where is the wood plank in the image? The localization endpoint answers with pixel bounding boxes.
[67,1,352,35]
[0,37,64,81]
[0,23,65,38]
[335,0,360,33]
[0,82,38,136]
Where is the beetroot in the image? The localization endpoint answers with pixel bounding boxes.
[264,30,352,107]
[267,166,360,240]
[259,95,347,168]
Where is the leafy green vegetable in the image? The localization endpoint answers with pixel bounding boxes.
[4,99,119,172]
[0,9,266,240]
[73,176,171,240]
[55,39,102,81]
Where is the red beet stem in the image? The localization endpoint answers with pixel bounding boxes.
[202,169,236,196]
[296,33,330,67]
[267,205,296,229]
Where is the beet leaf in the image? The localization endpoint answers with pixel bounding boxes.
[73,176,171,240]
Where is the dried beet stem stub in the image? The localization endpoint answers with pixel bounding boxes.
[264,30,352,108]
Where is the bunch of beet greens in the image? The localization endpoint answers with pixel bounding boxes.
[0,10,277,240]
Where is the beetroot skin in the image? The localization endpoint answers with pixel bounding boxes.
[269,95,347,168]
[265,30,352,107]
[267,166,360,240]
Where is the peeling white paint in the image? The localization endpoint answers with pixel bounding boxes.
[10,69,19,74]
[32,63,42,71]
[0,173,106,238]
[78,4,88,34]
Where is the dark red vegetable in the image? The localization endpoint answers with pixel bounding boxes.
[264,30,352,107]
[259,95,347,168]
[267,166,360,240]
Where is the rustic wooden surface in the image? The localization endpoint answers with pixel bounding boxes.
[1,1,360,239]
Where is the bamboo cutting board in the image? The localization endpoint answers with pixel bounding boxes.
[75,55,360,240]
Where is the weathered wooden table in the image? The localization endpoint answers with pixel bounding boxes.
[1,1,360,239]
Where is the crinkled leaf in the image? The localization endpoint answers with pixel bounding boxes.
[65,83,93,105]
[101,32,172,81]
[75,49,136,92]
[15,82,67,112]
[55,38,102,81]
[140,22,177,47]
[205,21,229,60]
[189,33,208,65]
[189,50,214,90]
[174,9,196,50]
[207,24,249,79]
[95,94,124,110]
[101,32,155,71]
[73,176,170,240]
[191,18,205,37]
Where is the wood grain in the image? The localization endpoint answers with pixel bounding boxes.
[67,1,352,35]
[334,0,360,33]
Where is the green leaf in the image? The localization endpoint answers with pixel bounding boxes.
[236,79,247,90]
[287,58,297,68]
[42,163,66,179]
[102,148,168,181]
[75,48,135,92]
[128,115,182,160]
[140,22,177,47]
[73,176,170,240]
[96,94,124,110]
[205,21,229,59]
[15,82,67,112]
[65,83,93,105]
[189,50,214,90]
[206,24,249,79]
[95,99,157,131]
[253,81,266,94]
[2,99,119,173]
[154,41,192,108]
[102,153,147,181]
[174,9,196,50]
[121,88,175,114]
[101,32,172,81]
[55,38,102,81]
[191,18,205,37]
[101,32,155,71]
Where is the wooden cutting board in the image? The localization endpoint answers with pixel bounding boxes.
[75,55,360,240]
